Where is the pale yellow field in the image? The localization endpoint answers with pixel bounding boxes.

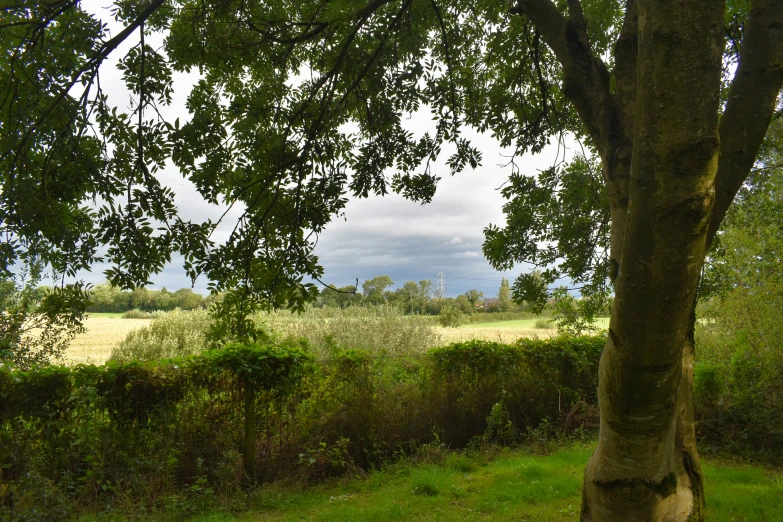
[435,326,556,344]
[63,315,151,365]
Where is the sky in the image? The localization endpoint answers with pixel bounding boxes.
[76,1,575,299]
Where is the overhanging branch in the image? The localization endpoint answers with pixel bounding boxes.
[709,0,783,246]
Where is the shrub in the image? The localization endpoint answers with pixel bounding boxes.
[111,309,211,361]
[121,308,166,319]
[259,305,440,356]
[438,307,466,328]
[695,281,783,460]
[534,319,554,329]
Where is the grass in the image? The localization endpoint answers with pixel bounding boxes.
[117,444,781,522]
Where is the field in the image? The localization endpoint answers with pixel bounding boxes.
[62,314,612,365]
[437,317,610,345]
[123,444,781,522]
[64,313,151,365]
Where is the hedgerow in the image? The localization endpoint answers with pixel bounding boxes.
[0,336,604,517]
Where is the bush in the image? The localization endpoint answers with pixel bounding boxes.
[438,307,466,328]
[259,305,440,356]
[111,309,211,361]
[121,308,166,319]
[695,303,783,460]
[0,335,605,516]
[534,319,554,329]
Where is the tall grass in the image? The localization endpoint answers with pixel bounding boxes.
[257,305,441,356]
[110,308,211,360]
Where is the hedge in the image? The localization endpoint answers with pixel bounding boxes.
[0,336,605,517]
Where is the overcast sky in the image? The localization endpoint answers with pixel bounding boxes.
[77,1,574,299]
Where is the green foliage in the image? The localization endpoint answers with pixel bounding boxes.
[121,308,165,319]
[483,155,611,314]
[549,288,608,336]
[110,308,212,361]
[0,336,605,515]
[464,289,484,307]
[0,259,88,369]
[467,311,536,324]
[7,471,73,522]
[260,305,439,356]
[194,341,313,394]
[535,318,555,329]
[90,285,207,313]
[497,278,512,312]
[361,276,394,306]
[438,306,466,328]
[694,144,783,460]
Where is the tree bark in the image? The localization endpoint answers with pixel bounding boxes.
[580,1,724,520]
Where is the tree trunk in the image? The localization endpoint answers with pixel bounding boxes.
[581,1,724,520]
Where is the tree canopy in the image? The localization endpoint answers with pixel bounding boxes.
[1,0,619,322]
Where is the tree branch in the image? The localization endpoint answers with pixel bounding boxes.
[511,0,613,156]
[3,0,167,156]
[612,0,638,136]
[708,0,783,245]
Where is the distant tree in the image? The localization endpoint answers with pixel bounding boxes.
[464,289,484,307]
[157,287,174,310]
[498,278,512,312]
[399,281,420,314]
[88,283,122,313]
[454,294,474,315]
[321,284,361,309]
[172,288,206,310]
[417,280,433,314]
[362,275,394,305]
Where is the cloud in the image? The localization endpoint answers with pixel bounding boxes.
[445,236,463,245]
[454,251,481,259]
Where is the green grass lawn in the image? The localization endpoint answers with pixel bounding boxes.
[460,318,611,330]
[172,444,781,522]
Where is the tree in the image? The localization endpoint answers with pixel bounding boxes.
[3,1,783,519]
[464,289,484,307]
[361,275,394,305]
[497,278,512,312]
[417,280,433,314]
[320,284,361,309]
[454,294,474,315]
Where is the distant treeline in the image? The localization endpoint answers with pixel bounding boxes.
[85,275,525,315]
[87,284,211,313]
[316,275,527,315]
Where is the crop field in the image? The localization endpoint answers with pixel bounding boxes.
[63,314,151,365]
[437,317,610,345]
[61,313,611,365]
